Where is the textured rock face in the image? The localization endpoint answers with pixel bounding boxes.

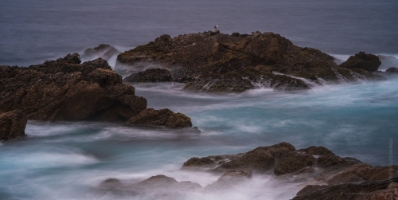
[118,32,381,92]
[340,51,381,72]
[293,177,398,200]
[0,54,146,121]
[124,68,172,83]
[0,110,27,141]
[181,143,358,175]
[0,54,192,128]
[126,108,192,128]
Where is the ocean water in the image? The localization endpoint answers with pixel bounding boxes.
[1,0,398,200]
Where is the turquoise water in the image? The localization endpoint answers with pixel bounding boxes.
[1,76,397,199]
[1,0,398,199]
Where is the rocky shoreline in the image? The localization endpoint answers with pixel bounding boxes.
[0,54,193,140]
[96,142,398,199]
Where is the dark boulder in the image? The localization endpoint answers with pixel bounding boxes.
[125,108,192,128]
[0,110,27,141]
[340,52,381,72]
[124,68,172,83]
[386,67,398,73]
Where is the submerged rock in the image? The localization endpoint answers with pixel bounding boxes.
[340,51,381,72]
[181,143,360,176]
[117,32,381,92]
[125,108,192,128]
[124,68,172,83]
[0,110,27,141]
[0,54,192,129]
[205,169,252,192]
[386,67,398,73]
[95,175,202,197]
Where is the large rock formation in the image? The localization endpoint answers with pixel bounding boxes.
[181,142,359,175]
[117,31,382,92]
[0,110,27,141]
[0,54,192,128]
[95,143,397,199]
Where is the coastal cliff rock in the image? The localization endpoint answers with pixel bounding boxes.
[0,54,192,128]
[123,68,172,83]
[205,169,252,192]
[0,110,27,141]
[117,32,381,92]
[340,51,381,72]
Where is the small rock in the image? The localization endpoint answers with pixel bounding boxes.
[0,110,27,141]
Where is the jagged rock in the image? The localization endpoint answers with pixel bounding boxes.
[340,52,381,72]
[124,68,172,83]
[181,143,360,176]
[83,44,120,61]
[386,67,398,73]
[0,54,146,121]
[205,169,252,192]
[292,177,398,200]
[327,163,398,185]
[117,32,381,92]
[274,151,315,175]
[0,54,192,129]
[0,110,27,141]
[125,108,192,128]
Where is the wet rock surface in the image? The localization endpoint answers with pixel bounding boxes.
[340,51,381,72]
[118,32,382,92]
[0,110,27,141]
[123,68,172,83]
[0,54,192,128]
[125,108,192,128]
[95,143,397,199]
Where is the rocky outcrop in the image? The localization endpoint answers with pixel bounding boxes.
[125,108,192,128]
[123,68,172,83]
[0,54,192,128]
[95,175,202,197]
[386,67,398,73]
[94,143,397,199]
[293,177,398,200]
[340,51,381,72]
[82,44,120,61]
[181,142,358,175]
[205,169,252,192]
[0,110,27,141]
[118,32,381,92]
